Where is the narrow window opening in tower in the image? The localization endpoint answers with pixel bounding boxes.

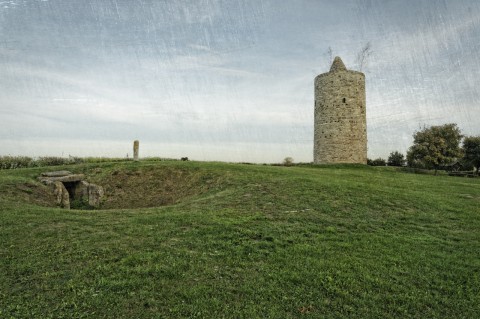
[342,98,346,103]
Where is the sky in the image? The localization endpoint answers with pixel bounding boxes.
[1,0,479,163]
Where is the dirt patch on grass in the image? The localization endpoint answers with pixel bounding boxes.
[86,166,222,209]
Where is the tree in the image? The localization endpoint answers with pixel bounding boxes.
[462,136,480,175]
[406,123,463,175]
[387,151,405,167]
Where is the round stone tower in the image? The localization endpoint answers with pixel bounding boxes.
[314,56,367,164]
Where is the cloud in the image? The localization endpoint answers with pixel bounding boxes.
[1,0,479,161]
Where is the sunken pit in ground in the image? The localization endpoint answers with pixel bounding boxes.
[31,165,222,210]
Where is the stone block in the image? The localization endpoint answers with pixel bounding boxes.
[88,184,104,207]
[52,181,70,209]
[133,140,139,161]
[41,171,73,177]
[39,174,85,184]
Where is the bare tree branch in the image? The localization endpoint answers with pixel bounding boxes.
[327,46,333,65]
[356,42,372,72]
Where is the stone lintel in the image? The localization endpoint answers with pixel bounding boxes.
[41,171,73,177]
[39,174,85,184]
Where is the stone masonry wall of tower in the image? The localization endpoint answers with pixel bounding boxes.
[314,57,367,164]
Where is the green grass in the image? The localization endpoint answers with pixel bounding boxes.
[1,161,479,318]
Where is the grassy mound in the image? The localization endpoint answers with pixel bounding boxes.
[0,161,479,318]
[8,161,225,210]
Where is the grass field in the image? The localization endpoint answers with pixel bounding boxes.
[1,160,479,318]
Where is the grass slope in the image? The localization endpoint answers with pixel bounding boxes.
[1,161,479,318]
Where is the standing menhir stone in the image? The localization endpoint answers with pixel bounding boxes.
[133,140,139,161]
[314,56,367,164]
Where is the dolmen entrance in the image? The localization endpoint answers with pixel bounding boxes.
[38,171,104,209]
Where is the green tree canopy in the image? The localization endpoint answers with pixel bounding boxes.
[387,151,405,167]
[407,123,463,174]
[462,136,480,175]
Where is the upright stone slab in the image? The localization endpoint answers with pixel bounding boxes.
[133,140,139,161]
[52,181,70,209]
[75,181,104,208]
[87,184,104,207]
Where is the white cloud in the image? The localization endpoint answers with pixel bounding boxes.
[1,0,479,161]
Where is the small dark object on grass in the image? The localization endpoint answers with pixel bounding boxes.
[181,157,189,161]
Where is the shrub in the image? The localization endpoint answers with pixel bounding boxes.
[369,158,386,166]
[387,151,406,167]
[0,156,34,169]
[1,156,81,169]
[36,157,70,167]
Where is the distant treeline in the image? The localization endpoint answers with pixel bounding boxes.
[0,156,174,170]
[367,123,480,176]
